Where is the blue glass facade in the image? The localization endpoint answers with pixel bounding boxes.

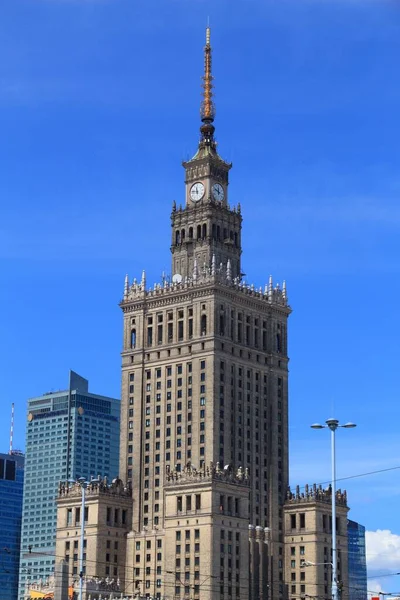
[19,373,120,599]
[348,519,367,600]
[0,451,24,600]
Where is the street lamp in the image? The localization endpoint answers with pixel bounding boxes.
[310,419,356,600]
[69,477,100,600]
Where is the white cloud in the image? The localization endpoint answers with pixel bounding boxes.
[368,579,384,597]
[366,529,400,572]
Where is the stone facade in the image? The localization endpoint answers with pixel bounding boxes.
[119,27,290,600]
[55,478,132,599]
[52,26,355,600]
[284,485,349,600]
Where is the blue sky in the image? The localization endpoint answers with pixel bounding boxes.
[1,0,400,593]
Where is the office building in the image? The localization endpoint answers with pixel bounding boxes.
[348,519,367,600]
[19,372,120,600]
[0,451,24,600]
[284,484,349,600]
[118,27,290,600]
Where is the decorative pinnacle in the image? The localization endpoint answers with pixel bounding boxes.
[200,26,215,124]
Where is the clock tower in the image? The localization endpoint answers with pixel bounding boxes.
[171,27,242,281]
[120,25,290,600]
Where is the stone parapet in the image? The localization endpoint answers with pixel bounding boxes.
[165,461,250,488]
[121,270,288,308]
[58,476,132,500]
[285,483,348,507]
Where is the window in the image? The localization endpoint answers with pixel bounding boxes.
[201,315,207,335]
[300,513,305,528]
[290,514,296,529]
[131,329,136,348]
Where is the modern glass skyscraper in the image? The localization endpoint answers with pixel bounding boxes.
[348,519,367,600]
[18,372,120,600]
[0,451,24,600]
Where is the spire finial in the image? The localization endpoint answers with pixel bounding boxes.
[211,253,216,276]
[226,259,232,282]
[193,258,199,282]
[200,26,216,144]
[124,274,129,299]
[201,26,214,122]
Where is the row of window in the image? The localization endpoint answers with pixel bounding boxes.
[128,360,279,384]
[174,225,239,247]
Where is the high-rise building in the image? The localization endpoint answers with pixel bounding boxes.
[119,27,290,600]
[284,484,349,600]
[19,372,120,600]
[0,451,24,600]
[347,519,367,600]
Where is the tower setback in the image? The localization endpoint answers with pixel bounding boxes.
[119,28,291,600]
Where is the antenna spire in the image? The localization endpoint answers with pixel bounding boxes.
[9,403,14,454]
[200,26,216,144]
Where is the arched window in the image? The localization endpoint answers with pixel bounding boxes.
[217,225,221,241]
[181,229,185,242]
[234,232,238,247]
[212,224,216,240]
[230,230,234,241]
[223,228,227,240]
[189,227,193,239]
[197,225,202,240]
[175,230,180,245]
[202,224,207,239]
[276,334,281,353]
[201,315,207,336]
[131,329,136,349]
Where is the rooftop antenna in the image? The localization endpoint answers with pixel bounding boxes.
[9,403,14,454]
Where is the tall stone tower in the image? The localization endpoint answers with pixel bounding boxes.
[120,28,291,600]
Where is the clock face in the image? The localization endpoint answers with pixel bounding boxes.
[190,182,205,202]
[212,183,225,202]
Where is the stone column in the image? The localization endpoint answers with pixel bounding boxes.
[54,560,69,600]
